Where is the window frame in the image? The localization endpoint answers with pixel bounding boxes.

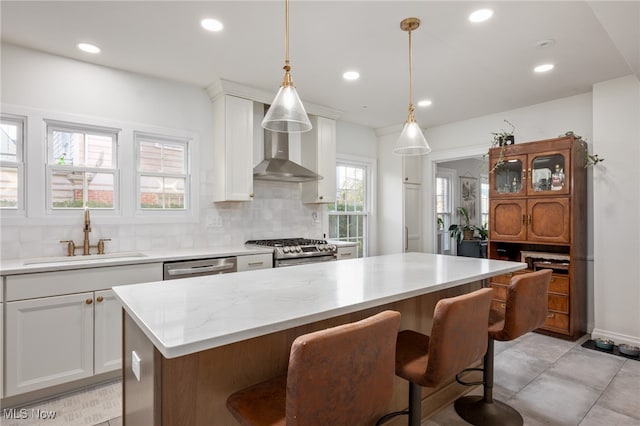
[45,120,120,213]
[0,114,26,213]
[134,131,191,213]
[436,167,456,254]
[327,156,374,257]
[480,174,489,229]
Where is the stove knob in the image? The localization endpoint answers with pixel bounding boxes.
[297,246,302,253]
[330,245,337,251]
[283,247,290,253]
[318,245,324,251]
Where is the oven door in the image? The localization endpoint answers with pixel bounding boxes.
[275,254,336,268]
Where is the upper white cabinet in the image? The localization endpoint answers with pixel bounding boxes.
[403,156,421,184]
[212,95,255,202]
[300,116,336,203]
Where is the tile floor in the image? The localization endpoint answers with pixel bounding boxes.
[1,333,638,425]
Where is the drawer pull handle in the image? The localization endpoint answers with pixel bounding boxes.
[247,262,264,266]
[342,253,353,257]
[85,299,93,305]
[249,193,255,198]
[522,214,526,224]
[548,312,555,318]
[96,296,104,303]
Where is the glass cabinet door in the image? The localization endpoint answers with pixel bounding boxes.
[490,154,526,197]
[529,150,570,195]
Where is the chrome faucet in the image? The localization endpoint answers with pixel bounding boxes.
[60,208,111,256]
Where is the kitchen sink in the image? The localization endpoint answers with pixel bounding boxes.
[23,252,148,265]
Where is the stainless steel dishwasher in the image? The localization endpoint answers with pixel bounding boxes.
[163,257,237,280]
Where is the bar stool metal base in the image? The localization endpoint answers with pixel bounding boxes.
[454,395,523,426]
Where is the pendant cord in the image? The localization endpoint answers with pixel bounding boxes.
[408,27,414,111]
[285,0,290,67]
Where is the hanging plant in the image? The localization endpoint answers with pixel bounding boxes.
[563,131,605,168]
[487,119,516,173]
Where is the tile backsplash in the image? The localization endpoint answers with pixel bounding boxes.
[0,180,324,260]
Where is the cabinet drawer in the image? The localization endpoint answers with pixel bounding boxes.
[548,294,569,314]
[542,311,569,333]
[549,275,569,294]
[490,284,508,301]
[237,253,272,271]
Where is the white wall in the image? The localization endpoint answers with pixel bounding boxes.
[0,44,325,259]
[592,75,640,346]
[376,126,404,255]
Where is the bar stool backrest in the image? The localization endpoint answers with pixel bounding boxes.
[286,310,401,425]
[492,269,551,341]
[422,288,493,388]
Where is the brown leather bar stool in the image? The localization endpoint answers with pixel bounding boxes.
[376,288,494,426]
[454,269,552,426]
[226,310,401,426]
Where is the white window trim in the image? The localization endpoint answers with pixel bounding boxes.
[325,154,376,257]
[133,130,195,216]
[0,114,27,215]
[436,167,456,254]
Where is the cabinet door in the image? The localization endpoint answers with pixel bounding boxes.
[490,199,526,241]
[489,153,526,198]
[403,183,421,252]
[527,197,570,243]
[301,116,336,203]
[94,290,122,375]
[402,156,421,184]
[6,293,94,396]
[212,95,254,202]
[528,149,570,196]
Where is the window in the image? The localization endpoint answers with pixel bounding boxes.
[327,161,370,257]
[480,175,489,229]
[136,133,189,210]
[436,169,455,254]
[46,121,118,210]
[0,115,25,210]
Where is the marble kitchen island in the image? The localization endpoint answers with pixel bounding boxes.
[113,253,525,425]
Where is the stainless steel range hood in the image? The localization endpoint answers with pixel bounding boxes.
[253,130,322,182]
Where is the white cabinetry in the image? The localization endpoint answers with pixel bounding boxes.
[237,253,273,271]
[403,183,421,252]
[6,293,94,396]
[301,116,336,203]
[403,156,421,184]
[94,289,122,375]
[3,263,162,397]
[336,245,357,260]
[212,94,255,202]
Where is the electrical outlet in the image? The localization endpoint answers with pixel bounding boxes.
[132,350,141,381]
[206,215,223,228]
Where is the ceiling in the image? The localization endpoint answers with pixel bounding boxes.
[1,1,638,130]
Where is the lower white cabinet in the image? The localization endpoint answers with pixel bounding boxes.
[336,245,357,260]
[237,253,273,271]
[94,289,122,375]
[6,293,94,396]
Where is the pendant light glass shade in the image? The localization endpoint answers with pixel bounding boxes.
[394,17,431,156]
[262,0,312,133]
[262,84,312,132]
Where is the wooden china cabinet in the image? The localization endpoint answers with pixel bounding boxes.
[488,135,587,340]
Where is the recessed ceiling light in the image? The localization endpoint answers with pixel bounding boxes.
[343,71,360,81]
[77,43,101,54]
[201,18,224,32]
[469,9,494,23]
[417,99,433,107]
[534,63,554,73]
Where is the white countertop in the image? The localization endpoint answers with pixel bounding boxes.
[113,253,526,359]
[0,246,273,275]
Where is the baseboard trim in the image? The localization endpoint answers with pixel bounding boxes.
[591,328,640,347]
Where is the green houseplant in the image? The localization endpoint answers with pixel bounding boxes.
[448,207,476,243]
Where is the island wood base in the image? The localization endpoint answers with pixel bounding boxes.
[122,282,483,426]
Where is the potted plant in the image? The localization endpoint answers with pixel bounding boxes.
[448,207,476,243]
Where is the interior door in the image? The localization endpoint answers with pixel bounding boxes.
[403,183,421,252]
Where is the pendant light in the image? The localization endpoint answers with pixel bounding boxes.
[262,0,312,133]
[394,17,431,155]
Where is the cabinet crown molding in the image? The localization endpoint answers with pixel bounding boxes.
[206,79,341,120]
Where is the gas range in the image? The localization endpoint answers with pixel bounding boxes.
[245,238,337,268]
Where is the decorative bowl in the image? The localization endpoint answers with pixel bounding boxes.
[594,338,614,350]
[618,344,640,357]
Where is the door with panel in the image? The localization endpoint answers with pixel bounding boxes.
[403,183,421,252]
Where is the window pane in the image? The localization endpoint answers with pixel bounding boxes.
[139,141,186,174]
[1,122,18,162]
[0,166,18,208]
[51,170,114,209]
[140,176,186,209]
[51,129,114,168]
[335,164,365,213]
